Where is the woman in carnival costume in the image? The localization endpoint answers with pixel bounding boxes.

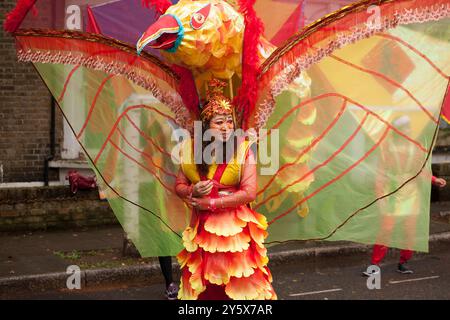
[174,79,276,300]
[4,0,450,300]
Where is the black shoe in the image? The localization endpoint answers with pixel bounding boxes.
[397,263,413,274]
[165,282,179,300]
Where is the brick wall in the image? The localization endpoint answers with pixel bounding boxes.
[0,1,63,183]
[0,186,118,231]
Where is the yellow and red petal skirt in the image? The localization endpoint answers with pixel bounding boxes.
[176,205,277,300]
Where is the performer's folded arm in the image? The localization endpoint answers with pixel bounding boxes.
[175,169,193,199]
[215,149,257,209]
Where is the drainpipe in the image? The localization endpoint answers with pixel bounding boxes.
[44,1,58,187]
[44,97,56,186]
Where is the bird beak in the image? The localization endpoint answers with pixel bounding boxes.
[136,14,182,54]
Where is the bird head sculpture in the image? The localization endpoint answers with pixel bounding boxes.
[137,0,244,83]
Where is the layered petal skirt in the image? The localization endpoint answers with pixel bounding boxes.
[177,205,277,300]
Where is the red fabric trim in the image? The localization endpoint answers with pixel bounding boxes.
[260,0,450,84]
[16,34,178,92]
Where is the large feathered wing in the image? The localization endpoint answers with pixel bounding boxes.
[7,6,196,256]
[6,0,450,256]
[251,0,450,252]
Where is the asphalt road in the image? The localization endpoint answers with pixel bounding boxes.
[4,242,450,300]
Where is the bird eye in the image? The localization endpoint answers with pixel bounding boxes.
[190,4,211,30]
[193,13,205,24]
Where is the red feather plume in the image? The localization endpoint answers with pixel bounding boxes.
[234,0,264,129]
[141,0,172,15]
[3,0,37,33]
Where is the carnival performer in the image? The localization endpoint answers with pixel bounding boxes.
[174,80,277,300]
[5,0,450,293]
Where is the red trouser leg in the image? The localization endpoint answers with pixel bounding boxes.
[371,244,388,265]
[399,250,413,264]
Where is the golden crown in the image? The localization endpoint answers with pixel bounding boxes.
[200,79,234,122]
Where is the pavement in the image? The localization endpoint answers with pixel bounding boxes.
[1,202,450,298]
[8,238,450,300]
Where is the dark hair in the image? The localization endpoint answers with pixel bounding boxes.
[195,120,238,178]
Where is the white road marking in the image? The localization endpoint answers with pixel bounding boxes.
[289,288,343,297]
[389,276,440,284]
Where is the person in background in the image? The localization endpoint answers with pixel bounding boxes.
[363,175,446,276]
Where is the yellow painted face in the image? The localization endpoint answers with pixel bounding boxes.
[138,0,245,81]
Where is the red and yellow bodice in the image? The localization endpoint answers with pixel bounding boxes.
[179,138,253,187]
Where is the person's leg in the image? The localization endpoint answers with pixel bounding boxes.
[397,213,417,274]
[158,256,178,299]
[364,175,392,276]
[397,250,414,273]
[399,250,413,264]
[158,256,173,287]
[363,244,386,276]
[371,244,388,265]
[371,189,395,266]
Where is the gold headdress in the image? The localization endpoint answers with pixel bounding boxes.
[200,79,234,122]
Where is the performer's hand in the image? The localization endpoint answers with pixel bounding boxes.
[187,197,210,210]
[434,178,447,188]
[192,180,214,196]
